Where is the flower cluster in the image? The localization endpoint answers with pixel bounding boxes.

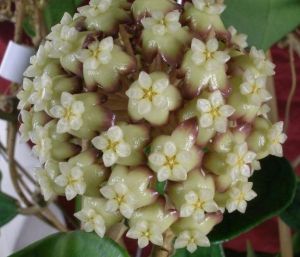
[18,0,286,254]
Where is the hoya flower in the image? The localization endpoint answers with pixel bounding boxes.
[19,110,33,142]
[257,104,271,119]
[226,143,257,180]
[249,46,275,77]
[268,121,287,157]
[23,42,62,78]
[50,92,85,134]
[192,0,226,15]
[28,73,53,112]
[75,197,122,237]
[226,181,257,213]
[228,26,248,50]
[77,37,135,92]
[141,10,190,65]
[78,0,130,33]
[180,189,219,223]
[17,78,35,109]
[55,162,86,200]
[126,71,181,126]
[30,125,52,164]
[149,118,202,181]
[240,70,272,104]
[191,38,230,68]
[196,90,235,133]
[174,230,210,253]
[127,202,177,248]
[100,165,157,218]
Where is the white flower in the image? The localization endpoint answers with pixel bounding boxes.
[17,78,35,109]
[92,126,131,167]
[47,13,79,57]
[226,181,257,213]
[226,143,257,180]
[192,0,226,15]
[28,73,53,112]
[249,46,275,77]
[77,37,114,69]
[180,189,219,223]
[100,182,135,218]
[23,42,53,77]
[126,220,164,248]
[196,90,235,133]
[240,70,272,104]
[35,161,60,201]
[141,10,182,36]
[191,38,230,68]
[174,230,210,253]
[79,0,112,16]
[19,110,33,142]
[55,162,86,200]
[148,141,190,182]
[268,121,287,157]
[228,26,248,49]
[74,208,106,237]
[50,92,85,134]
[30,125,52,164]
[126,71,172,115]
[257,104,271,119]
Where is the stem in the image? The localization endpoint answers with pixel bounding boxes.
[151,229,175,257]
[135,247,143,257]
[278,218,293,257]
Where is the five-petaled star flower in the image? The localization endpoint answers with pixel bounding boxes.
[191,38,230,69]
[249,46,275,77]
[50,92,85,134]
[74,207,106,237]
[141,10,181,36]
[149,141,191,182]
[126,71,181,125]
[174,230,210,253]
[268,121,287,157]
[240,70,272,104]
[55,162,86,200]
[30,125,52,164]
[92,126,131,167]
[19,110,33,142]
[180,189,219,222]
[226,181,257,213]
[126,220,164,248]
[226,143,257,180]
[192,0,226,15]
[228,26,248,49]
[17,78,35,109]
[197,90,235,133]
[100,182,135,219]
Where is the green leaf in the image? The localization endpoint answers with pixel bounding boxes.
[293,232,300,255]
[156,181,167,195]
[9,231,130,257]
[209,156,296,243]
[222,0,300,50]
[280,180,300,230]
[43,0,82,29]
[0,192,19,227]
[22,17,36,38]
[172,244,225,257]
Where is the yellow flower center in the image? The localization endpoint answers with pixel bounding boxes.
[211,107,220,118]
[251,84,259,94]
[107,140,118,151]
[142,230,151,238]
[204,50,213,60]
[165,155,178,169]
[194,200,203,209]
[116,195,124,204]
[143,87,157,101]
[65,107,75,121]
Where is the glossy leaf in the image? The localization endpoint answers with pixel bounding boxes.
[9,231,130,257]
[209,156,296,243]
[280,180,300,230]
[156,181,167,195]
[0,192,19,227]
[172,244,225,257]
[293,232,300,256]
[222,0,300,50]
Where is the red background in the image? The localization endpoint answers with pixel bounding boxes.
[1,19,299,254]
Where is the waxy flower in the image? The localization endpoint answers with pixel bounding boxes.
[77,37,135,92]
[75,197,122,237]
[17,78,35,109]
[268,121,287,157]
[19,110,33,142]
[78,0,130,33]
[148,119,202,181]
[50,92,85,134]
[226,143,257,180]
[197,90,235,133]
[249,47,275,77]
[174,230,210,253]
[100,165,157,218]
[228,26,248,50]
[141,10,190,65]
[192,0,226,15]
[240,70,272,104]
[226,181,257,213]
[126,71,181,125]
